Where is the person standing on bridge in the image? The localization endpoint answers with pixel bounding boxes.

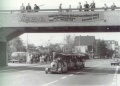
[111,3,116,10]
[90,1,95,11]
[84,1,89,11]
[20,3,25,13]
[77,2,82,11]
[103,3,108,11]
[34,4,40,12]
[59,3,62,12]
[26,3,32,12]
[68,5,72,12]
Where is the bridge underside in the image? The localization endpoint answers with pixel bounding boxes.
[0,26,118,42]
[1,26,120,67]
[25,26,120,32]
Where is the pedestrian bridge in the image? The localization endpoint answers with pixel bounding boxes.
[0,8,120,67]
[0,7,120,27]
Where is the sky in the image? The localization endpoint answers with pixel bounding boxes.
[0,0,120,10]
[20,32,120,46]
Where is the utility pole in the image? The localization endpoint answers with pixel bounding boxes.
[79,36,81,54]
[27,33,28,52]
[26,33,29,63]
[92,45,93,59]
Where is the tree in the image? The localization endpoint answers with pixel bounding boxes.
[8,37,26,58]
[96,40,108,58]
[38,43,62,55]
[27,44,36,52]
[106,49,115,59]
[64,34,74,45]
[63,34,75,53]
[49,44,62,54]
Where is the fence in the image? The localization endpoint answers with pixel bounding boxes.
[0,7,120,13]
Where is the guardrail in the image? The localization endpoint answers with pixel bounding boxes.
[0,7,120,13]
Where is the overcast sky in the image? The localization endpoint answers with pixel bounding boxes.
[20,32,120,46]
[0,0,120,10]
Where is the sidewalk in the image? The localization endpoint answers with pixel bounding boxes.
[8,62,50,67]
[0,62,50,71]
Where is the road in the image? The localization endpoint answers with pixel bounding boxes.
[0,59,120,86]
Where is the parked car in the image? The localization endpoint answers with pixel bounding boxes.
[10,52,27,63]
[111,59,120,65]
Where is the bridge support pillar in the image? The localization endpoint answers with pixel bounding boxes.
[0,41,7,67]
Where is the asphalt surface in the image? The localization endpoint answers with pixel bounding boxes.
[0,59,120,86]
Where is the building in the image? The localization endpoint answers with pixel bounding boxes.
[73,36,95,58]
[105,40,119,53]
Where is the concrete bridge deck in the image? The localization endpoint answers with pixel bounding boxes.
[0,7,120,27]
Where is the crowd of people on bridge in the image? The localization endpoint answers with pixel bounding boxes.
[20,3,40,13]
[20,1,117,12]
[59,1,117,12]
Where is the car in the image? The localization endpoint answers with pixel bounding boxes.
[10,59,19,63]
[111,59,120,65]
[10,52,27,63]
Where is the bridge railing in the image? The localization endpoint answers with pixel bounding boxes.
[0,7,120,13]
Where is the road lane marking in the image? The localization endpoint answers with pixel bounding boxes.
[42,80,58,86]
[115,66,119,74]
[111,66,119,86]
[68,74,74,76]
[61,76,67,79]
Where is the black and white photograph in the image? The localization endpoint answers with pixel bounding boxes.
[0,0,120,86]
